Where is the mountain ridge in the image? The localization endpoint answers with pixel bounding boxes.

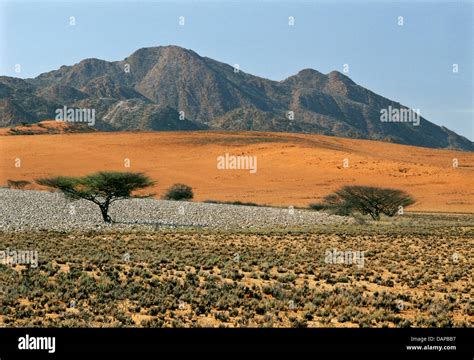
[0,45,472,151]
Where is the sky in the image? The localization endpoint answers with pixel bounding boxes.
[0,0,472,140]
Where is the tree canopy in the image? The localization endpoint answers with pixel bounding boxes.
[322,185,415,220]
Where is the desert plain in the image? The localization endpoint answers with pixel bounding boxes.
[0,129,473,328]
[1,129,473,213]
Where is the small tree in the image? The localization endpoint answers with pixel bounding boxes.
[322,185,415,220]
[36,172,155,223]
[162,183,193,201]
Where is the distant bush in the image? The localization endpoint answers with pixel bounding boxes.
[309,202,354,216]
[308,203,327,211]
[320,193,354,216]
[162,183,194,201]
[7,180,31,189]
[320,185,415,220]
[204,200,264,207]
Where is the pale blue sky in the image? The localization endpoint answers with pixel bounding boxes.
[0,0,472,139]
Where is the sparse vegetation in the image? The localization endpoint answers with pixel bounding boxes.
[204,200,265,207]
[0,213,471,328]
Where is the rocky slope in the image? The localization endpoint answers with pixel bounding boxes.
[0,45,472,151]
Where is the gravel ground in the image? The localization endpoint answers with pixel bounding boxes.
[0,188,353,232]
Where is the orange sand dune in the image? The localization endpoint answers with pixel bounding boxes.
[1,131,473,213]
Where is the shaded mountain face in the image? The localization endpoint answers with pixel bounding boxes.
[0,45,472,151]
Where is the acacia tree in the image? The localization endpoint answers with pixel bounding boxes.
[322,185,415,220]
[36,171,155,223]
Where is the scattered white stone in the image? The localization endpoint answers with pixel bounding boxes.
[0,188,353,232]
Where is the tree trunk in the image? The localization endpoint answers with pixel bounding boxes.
[99,204,112,223]
[369,211,380,221]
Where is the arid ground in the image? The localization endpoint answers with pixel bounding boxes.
[0,130,472,328]
[0,213,472,328]
[1,130,473,213]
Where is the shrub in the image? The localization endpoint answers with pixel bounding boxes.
[162,183,193,201]
[204,200,263,207]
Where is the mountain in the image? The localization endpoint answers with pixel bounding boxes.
[0,45,472,151]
